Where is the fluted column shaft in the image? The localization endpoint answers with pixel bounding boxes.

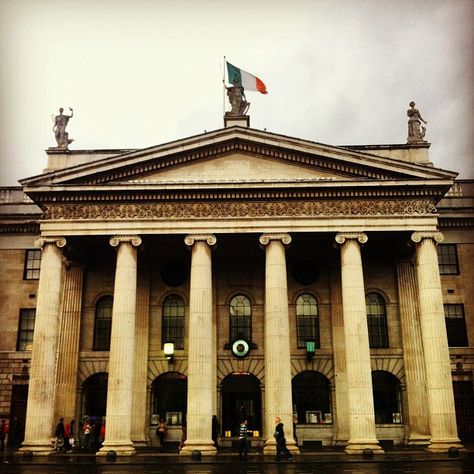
[98,235,141,456]
[21,237,66,454]
[411,232,463,452]
[131,267,150,446]
[181,234,217,456]
[396,259,430,444]
[335,233,383,455]
[260,234,298,455]
[54,262,84,425]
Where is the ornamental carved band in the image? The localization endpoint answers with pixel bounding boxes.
[259,233,292,246]
[109,235,142,247]
[335,232,368,245]
[35,236,67,249]
[43,199,436,221]
[184,234,217,247]
[411,231,444,244]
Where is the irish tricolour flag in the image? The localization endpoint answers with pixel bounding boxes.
[226,61,268,94]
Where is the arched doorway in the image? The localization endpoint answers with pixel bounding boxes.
[82,372,108,419]
[372,370,402,424]
[151,372,187,427]
[221,373,261,436]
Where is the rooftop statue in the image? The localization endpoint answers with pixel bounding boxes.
[225,81,250,116]
[53,107,74,149]
[407,101,427,143]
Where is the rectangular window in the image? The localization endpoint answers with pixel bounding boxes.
[437,244,459,275]
[296,315,320,349]
[23,249,41,279]
[444,304,468,347]
[17,309,36,351]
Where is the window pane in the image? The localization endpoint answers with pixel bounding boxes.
[296,294,319,348]
[229,295,252,341]
[17,309,36,351]
[437,244,459,275]
[93,296,113,351]
[366,293,388,348]
[24,249,41,280]
[292,371,331,424]
[444,304,468,347]
[163,295,185,349]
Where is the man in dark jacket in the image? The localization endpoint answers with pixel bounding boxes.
[274,416,292,462]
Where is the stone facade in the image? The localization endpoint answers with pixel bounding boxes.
[0,124,473,456]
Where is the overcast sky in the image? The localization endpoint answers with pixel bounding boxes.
[0,0,473,185]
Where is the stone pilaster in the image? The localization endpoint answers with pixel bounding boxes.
[396,258,430,445]
[259,233,299,455]
[20,236,66,454]
[131,267,150,447]
[180,234,217,456]
[97,235,142,456]
[411,232,463,452]
[54,262,85,426]
[329,260,349,445]
[335,233,383,455]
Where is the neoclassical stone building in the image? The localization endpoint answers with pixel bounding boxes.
[0,115,473,456]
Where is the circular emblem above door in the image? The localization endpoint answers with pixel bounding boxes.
[231,339,250,358]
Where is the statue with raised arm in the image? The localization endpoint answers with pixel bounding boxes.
[225,80,250,116]
[53,107,74,149]
[407,101,427,143]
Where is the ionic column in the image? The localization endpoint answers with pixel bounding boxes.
[97,235,141,456]
[131,267,150,446]
[335,233,383,455]
[259,233,299,455]
[329,260,349,445]
[54,261,85,427]
[396,258,430,445]
[20,236,66,454]
[180,234,217,456]
[411,232,463,452]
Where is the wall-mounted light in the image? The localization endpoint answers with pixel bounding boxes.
[164,342,174,363]
[306,340,316,361]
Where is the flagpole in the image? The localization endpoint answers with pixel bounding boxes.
[222,56,226,118]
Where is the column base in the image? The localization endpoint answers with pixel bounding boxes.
[18,442,54,456]
[180,440,217,456]
[132,440,149,448]
[344,440,384,455]
[407,435,430,446]
[425,439,465,453]
[96,442,136,456]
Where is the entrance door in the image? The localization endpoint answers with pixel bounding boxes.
[221,373,261,436]
[453,381,474,441]
[82,372,108,418]
[9,385,28,447]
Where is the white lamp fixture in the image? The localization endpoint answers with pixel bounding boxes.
[164,342,175,362]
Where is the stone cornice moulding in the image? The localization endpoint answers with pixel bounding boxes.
[184,234,217,247]
[259,233,292,246]
[335,232,368,245]
[109,235,142,247]
[410,231,444,244]
[43,199,437,221]
[35,236,67,249]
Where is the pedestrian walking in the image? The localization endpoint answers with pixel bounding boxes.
[274,416,292,462]
[0,419,6,451]
[156,418,167,448]
[238,419,249,460]
[212,415,220,449]
[54,418,66,452]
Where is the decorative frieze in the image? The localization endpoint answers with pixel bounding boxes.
[43,199,436,220]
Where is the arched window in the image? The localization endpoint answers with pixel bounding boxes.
[296,294,319,349]
[366,293,388,348]
[372,371,402,424]
[93,296,113,351]
[229,295,252,342]
[292,371,331,424]
[162,295,185,350]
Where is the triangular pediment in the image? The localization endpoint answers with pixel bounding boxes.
[21,126,457,191]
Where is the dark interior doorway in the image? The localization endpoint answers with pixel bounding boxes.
[8,385,28,447]
[221,373,261,436]
[82,372,108,419]
[454,380,474,441]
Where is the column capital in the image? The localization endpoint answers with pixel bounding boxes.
[35,236,67,249]
[411,231,444,244]
[184,234,217,247]
[109,235,142,247]
[259,233,292,246]
[335,232,368,245]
